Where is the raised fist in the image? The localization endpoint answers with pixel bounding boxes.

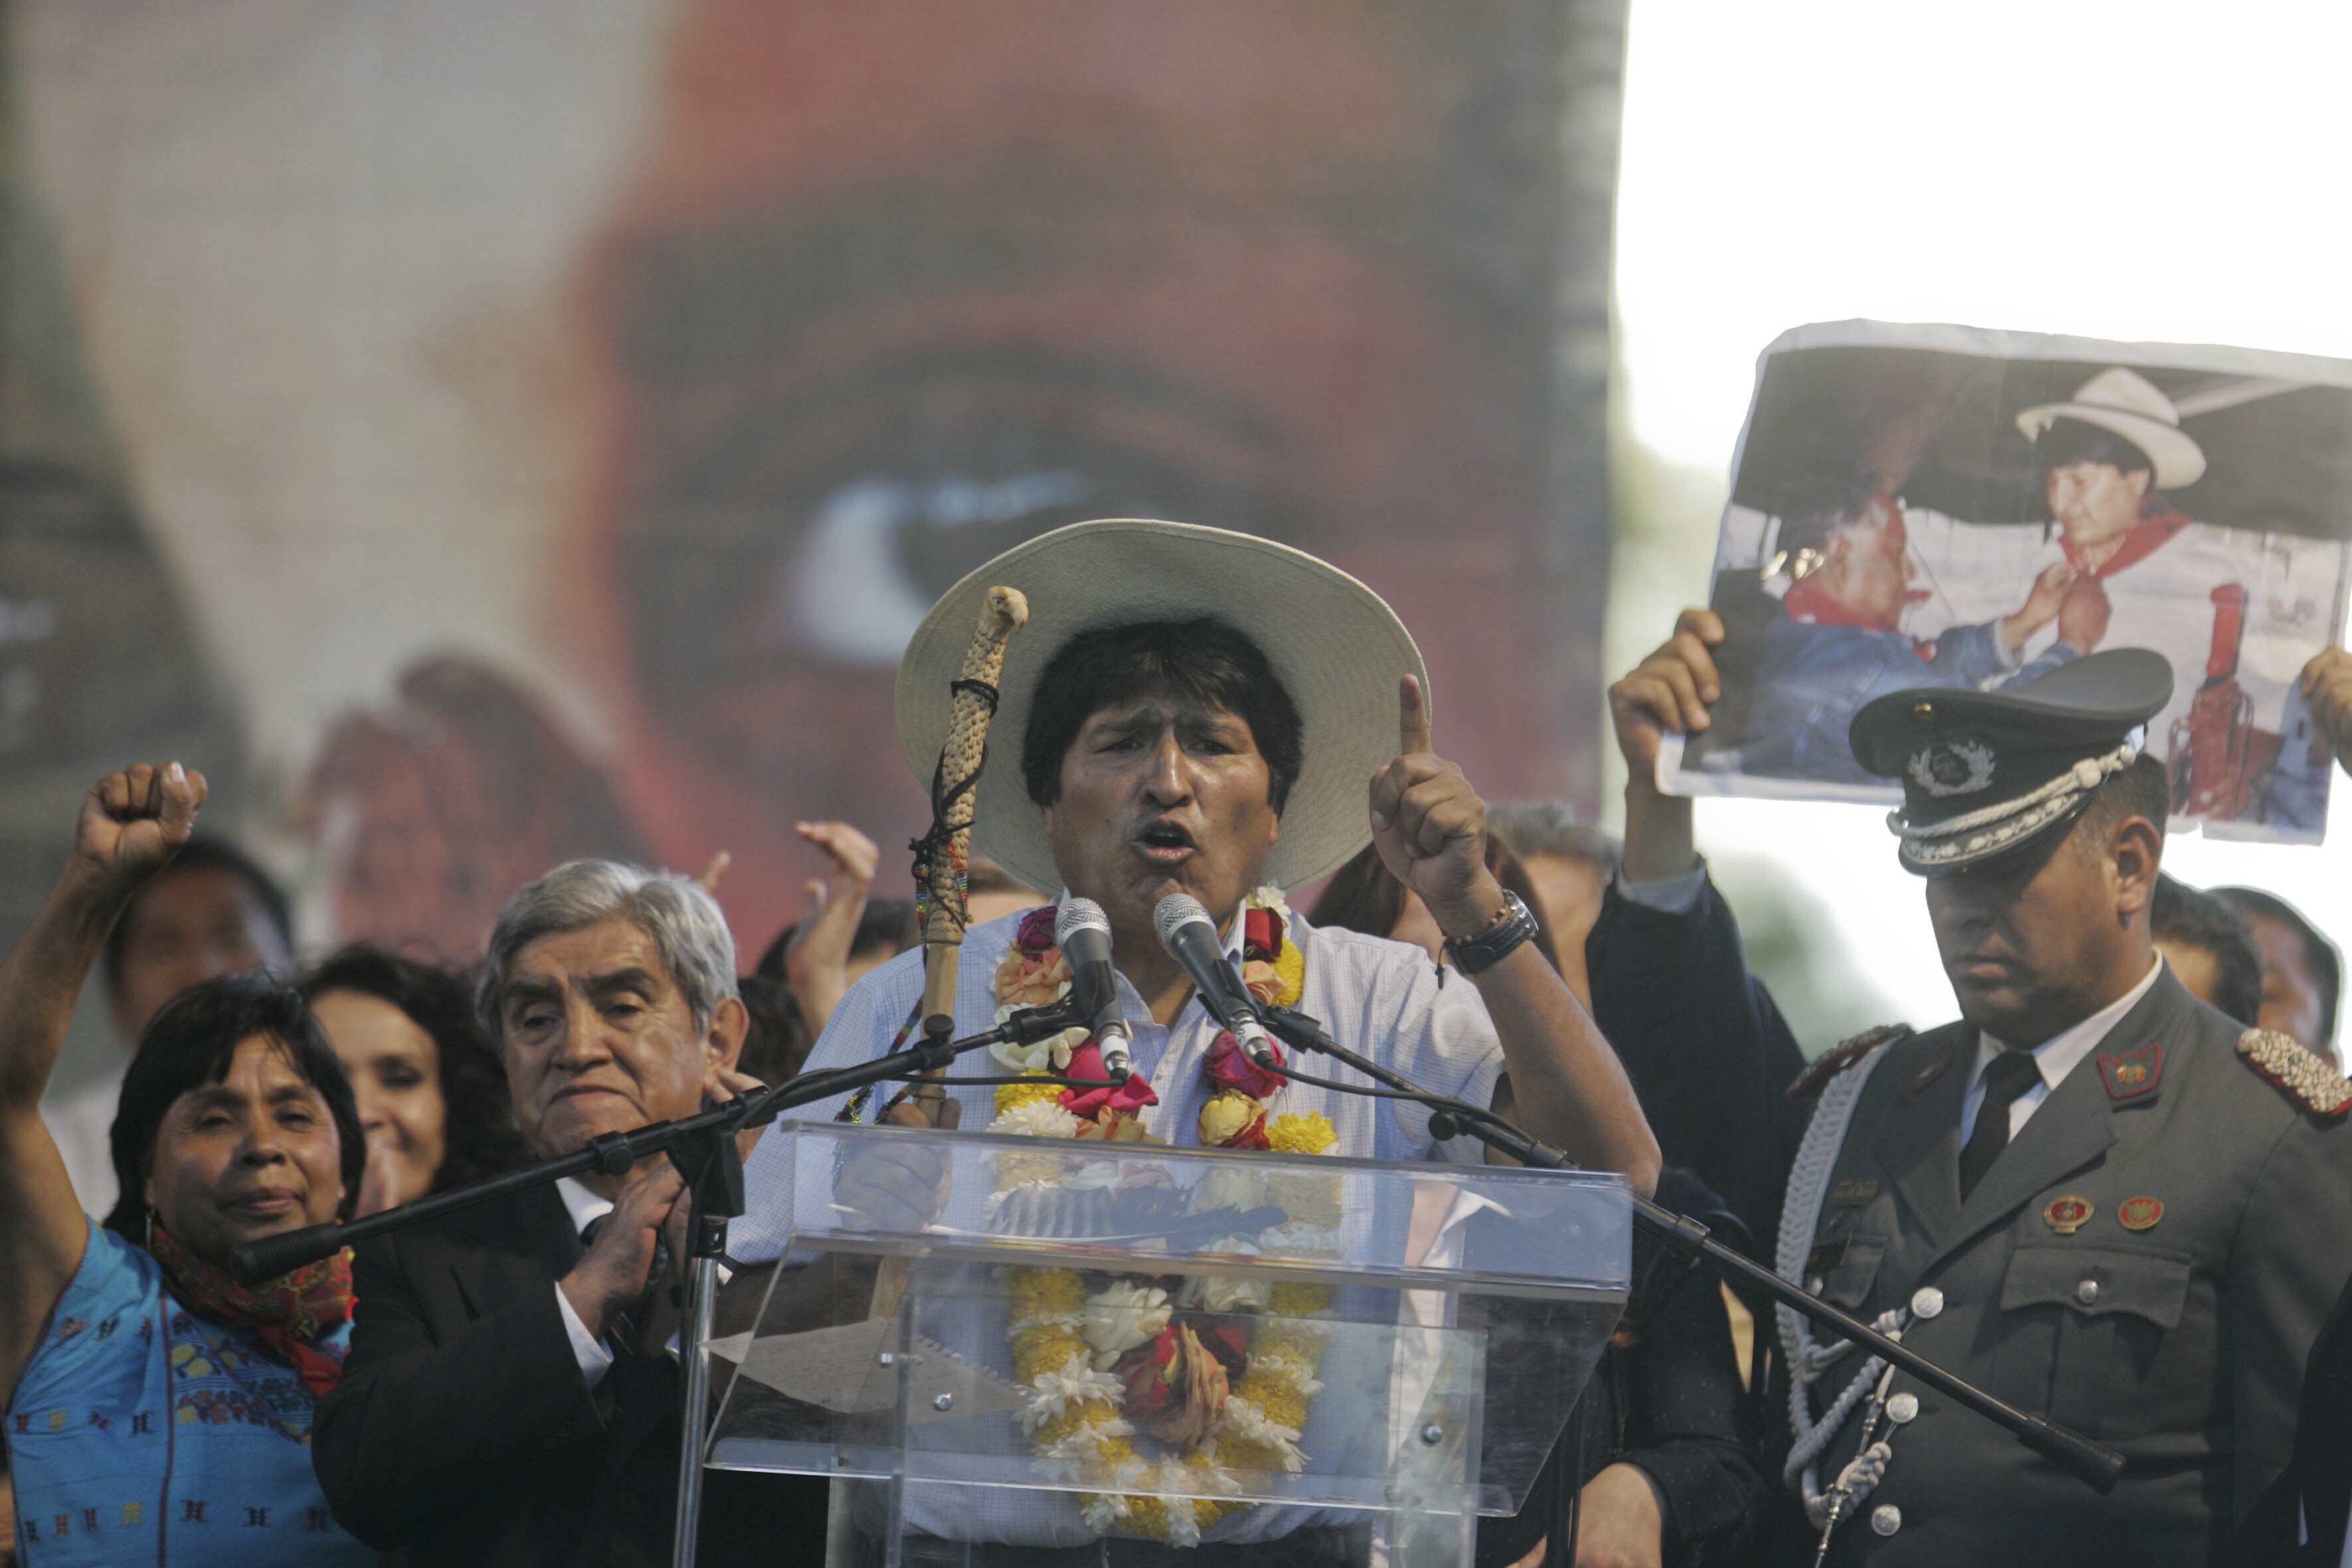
[72,762,208,899]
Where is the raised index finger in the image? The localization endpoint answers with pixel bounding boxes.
[1399,674,1432,757]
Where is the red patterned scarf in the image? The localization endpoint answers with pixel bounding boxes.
[148,1222,355,1399]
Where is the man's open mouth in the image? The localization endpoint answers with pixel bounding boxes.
[1135,821,1197,863]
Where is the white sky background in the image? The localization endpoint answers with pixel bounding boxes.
[1609,0,2352,1044]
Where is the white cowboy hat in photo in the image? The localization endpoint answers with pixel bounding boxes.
[895,518,1427,894]
[2015,366,2208,490]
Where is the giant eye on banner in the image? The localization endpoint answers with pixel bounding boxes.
[1,0,1626,959]
[1662,320,2352,842]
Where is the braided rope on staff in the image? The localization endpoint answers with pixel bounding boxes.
[905,585,1028,1109]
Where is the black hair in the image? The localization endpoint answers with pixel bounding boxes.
[2036,418,2154,481]
[2214,886,2343,1046]
[2073,752,2171,856]
[1019,619,1305,814]
[100,836,294,997]
[299,945,531,1192]
[1772,471,1890,560]
[102,974,365,1238]
[2151,874,2264,1026]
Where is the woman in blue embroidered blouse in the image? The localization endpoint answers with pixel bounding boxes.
[0,762,375,1565]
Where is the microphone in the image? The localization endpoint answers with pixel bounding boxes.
[1055,898,1135,1079]
[1152,893,1276,1066]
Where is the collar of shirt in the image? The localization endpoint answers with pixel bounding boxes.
[1962,953,2166,1144]
[554,1175,613,1239]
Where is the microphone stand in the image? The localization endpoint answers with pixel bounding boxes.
[1255,1004,2126,1500]
[231,995,1091,1568]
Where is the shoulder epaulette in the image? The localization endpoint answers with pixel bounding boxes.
[1787,1024,1914,1102]
[2236,1028,2352,1118]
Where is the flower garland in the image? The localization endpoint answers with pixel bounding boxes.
[989,890,1342,1545]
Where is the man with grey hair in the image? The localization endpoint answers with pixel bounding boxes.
[1486,799,1620,1004]
[315,859,802,1567]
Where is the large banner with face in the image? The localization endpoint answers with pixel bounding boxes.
[1663,321,2352,843]
[2,0,1624,961]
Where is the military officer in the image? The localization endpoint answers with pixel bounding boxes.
[1744,645,2352,1566]
[1608,611,2352,1561]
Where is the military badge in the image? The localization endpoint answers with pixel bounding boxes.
[1907,1040,1954,1094]
[2118,1196,2164,1231]
[1905,736,1997,798]
[1830,1179,1880,1207]
[2096,1043,2163,1100]
[2043,1196,2093,1235]
[2235,1029,2352,1117]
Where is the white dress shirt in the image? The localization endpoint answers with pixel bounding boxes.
[1960,955,2166,1147]
[552,1176,615,1387]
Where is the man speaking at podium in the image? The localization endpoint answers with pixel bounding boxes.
[734,517,1660,1562]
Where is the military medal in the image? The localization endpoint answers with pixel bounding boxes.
[2096,1044,2162,1100]
[2118,1196,2163,1231]
[2043,1196,2093,1235]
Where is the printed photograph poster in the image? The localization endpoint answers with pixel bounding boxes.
[1660,320,2352,843]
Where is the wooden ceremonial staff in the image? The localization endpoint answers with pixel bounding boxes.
[863,585,1026,1335]
[910,583,1029,1105]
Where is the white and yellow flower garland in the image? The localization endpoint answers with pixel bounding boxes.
[988,888,1341,1545]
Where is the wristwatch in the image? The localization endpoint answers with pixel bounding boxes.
[1443,890,1540,976]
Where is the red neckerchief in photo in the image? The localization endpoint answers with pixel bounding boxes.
[1781,578,1939,660]
[147,1221,354,1398]
[2063,499,2194,580]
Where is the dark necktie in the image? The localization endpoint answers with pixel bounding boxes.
[1958,1049,2044,1202]
[578,1213,679,1468]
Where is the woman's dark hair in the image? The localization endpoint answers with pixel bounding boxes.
[736,973,813,1088]
[2151,874,2264,1028]
[2037,418,2154,481]
[1308,838,1559,973]
[300,945,530,1192]
[103,975,366,1235]
[1020,619,1305,814]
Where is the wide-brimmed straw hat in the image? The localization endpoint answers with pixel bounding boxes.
[894,518,1427,894]
[2015,367,2207,490]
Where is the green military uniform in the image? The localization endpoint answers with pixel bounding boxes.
[1773,647,2352,1564]
[1787,981,2352,1563]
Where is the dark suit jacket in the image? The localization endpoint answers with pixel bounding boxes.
[313,1181,822,1567]
[1475,1171,1772,1568]
[2243,1265,2352,1564]
[1779,970,2352,1567]
[1584,871,1811,1253]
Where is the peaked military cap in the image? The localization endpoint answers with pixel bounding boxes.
[1849,648,2174,874]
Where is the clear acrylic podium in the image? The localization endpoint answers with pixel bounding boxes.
[707,1123,1630,1567]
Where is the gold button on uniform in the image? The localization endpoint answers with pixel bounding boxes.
[2077,1280,2100,1306]
[1887,1392,1920,1424]
[1871,1504,1903,1536]
[1911,1287,1945,1319]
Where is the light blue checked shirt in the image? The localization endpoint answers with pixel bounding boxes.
[731,898,1509,1546]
